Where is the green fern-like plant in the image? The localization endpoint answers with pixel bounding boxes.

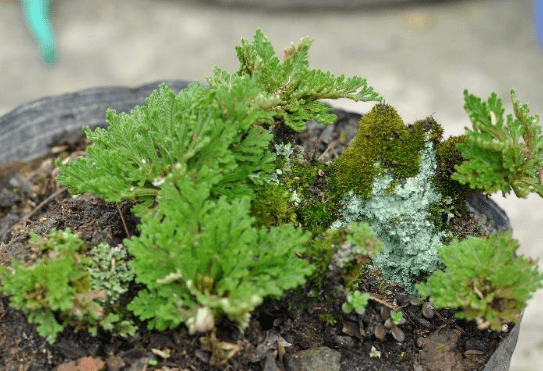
[7,26,542,347]
[125,176,313,332]
[56,79,278,214]
[50,29,381,337]
[227,29,381,131]
[0,229,136,343]
[57,29,381,216]
[452,89,543,198]
[416,229,543,331]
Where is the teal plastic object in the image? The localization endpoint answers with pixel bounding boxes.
[20,0,56,66]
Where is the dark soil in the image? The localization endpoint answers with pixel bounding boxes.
[0,108,515,371]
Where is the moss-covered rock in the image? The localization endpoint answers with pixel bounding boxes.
[258,104,484,292]
[329,140,445,292]
[329,103,426,200]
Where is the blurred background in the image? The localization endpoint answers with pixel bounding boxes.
[0,0,542,370]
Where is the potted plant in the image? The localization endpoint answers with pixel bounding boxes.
[0,29,541,371]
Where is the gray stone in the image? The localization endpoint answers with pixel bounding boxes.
[333,335,357,349]
[284,346,341,371]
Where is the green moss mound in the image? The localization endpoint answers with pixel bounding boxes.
[330,103,426,199]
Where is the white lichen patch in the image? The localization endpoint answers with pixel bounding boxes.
[329,140,446,291]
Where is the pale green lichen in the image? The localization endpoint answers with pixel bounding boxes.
[88,242,134,303]
[329,140,445,291]
[274,142,294,160]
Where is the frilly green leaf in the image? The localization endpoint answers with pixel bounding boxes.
[126,174,313,332]
[416,229,543,331]
[453,89,543,198]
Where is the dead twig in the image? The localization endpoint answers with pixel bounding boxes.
[116,203,131,239]
[318,139,341,163]
[369,293,400,312]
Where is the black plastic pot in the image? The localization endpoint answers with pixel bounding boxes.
[0,80,192,165]
[0,81,522,371]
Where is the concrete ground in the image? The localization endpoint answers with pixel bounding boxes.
[0,0,542,369]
